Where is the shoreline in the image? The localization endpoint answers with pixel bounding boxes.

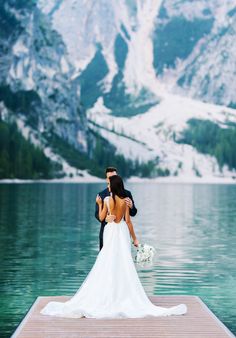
[0,176,236,184]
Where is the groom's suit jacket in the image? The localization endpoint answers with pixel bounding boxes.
[95,188,137,251]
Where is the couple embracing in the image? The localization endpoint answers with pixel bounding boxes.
[41,166,187,319]
[95,166,139,251]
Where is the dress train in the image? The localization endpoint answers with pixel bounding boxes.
[40,214,187,319]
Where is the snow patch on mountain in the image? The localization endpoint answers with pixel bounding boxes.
[123,0,162,94]
[88,93,236,178]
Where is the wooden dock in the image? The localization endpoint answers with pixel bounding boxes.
[12,295,235,338]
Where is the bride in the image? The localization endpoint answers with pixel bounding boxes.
[40,175,187,319]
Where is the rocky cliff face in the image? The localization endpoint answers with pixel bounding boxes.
[0,0,87,154]
[38,0,236,109]
[154,0,236,108]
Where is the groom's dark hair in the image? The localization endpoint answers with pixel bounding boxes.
[105,167,117,174]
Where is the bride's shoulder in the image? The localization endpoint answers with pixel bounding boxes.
[103,196,110,204]
[104,196,112,205]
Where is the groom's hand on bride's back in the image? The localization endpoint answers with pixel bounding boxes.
[125,197,133,209]
[125,191,137,217]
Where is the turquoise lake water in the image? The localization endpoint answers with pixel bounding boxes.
[0,182,235,337]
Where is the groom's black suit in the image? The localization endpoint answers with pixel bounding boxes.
[95,187,137,251]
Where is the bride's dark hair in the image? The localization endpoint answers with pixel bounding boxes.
[109,175,127,203]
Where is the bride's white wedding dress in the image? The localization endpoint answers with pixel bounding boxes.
[41,197,187,319]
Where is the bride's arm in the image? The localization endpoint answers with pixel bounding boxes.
[125,204,139,245]
[96,195,108,221]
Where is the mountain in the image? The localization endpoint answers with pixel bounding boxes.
[0,0,236,180]
[154,0,236,108]
[38,0,236,108]
[0,1,88,147]
[0,0,92,179]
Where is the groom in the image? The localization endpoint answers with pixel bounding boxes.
[95,167,137,251]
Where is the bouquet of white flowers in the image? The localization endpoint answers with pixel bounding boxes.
[133,242,156,265]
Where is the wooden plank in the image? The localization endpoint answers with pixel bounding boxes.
[12,295,235,338]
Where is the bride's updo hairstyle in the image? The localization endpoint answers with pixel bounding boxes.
[109,175,127,204]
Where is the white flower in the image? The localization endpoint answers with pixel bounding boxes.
[134,243,156,265]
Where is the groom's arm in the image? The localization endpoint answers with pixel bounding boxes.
[95,201,100,222]
[95,193,103,222]
[127,191,137,217]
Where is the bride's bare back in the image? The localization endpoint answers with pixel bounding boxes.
[108,196,126,223]
[97,193,138,246]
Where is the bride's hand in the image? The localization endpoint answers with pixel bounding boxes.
[133,238,139,247]
[96,195,102,205]
[105,214,116,223]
